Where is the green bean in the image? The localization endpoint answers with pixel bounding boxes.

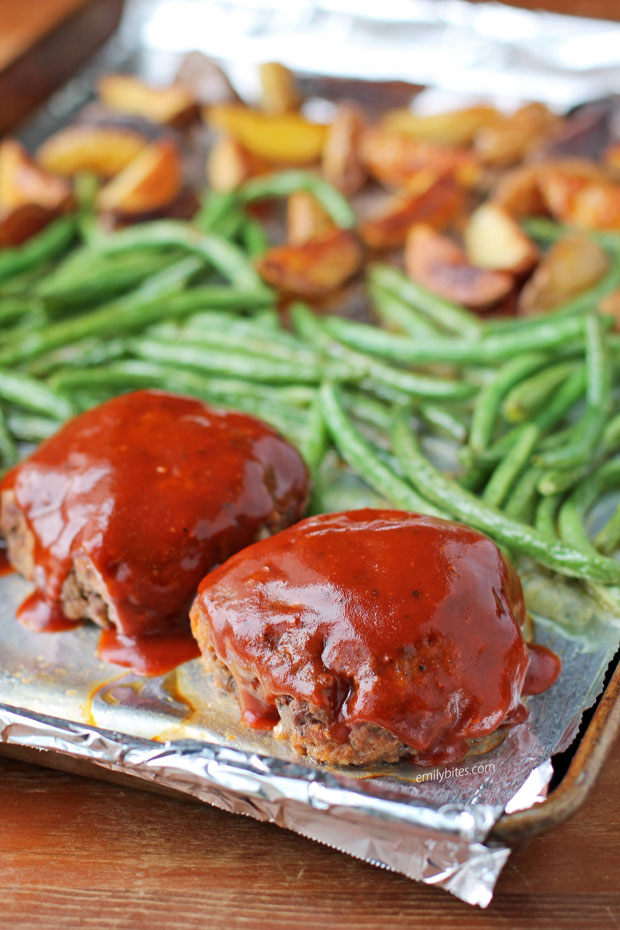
[0,276,270,368]
[322,312,593,366]
[140,329,317,364]
[319,382,443,516]
[129,336,325,384]
[0,216,76,285]
[469,353,550,454]
[241,217,269,257]
[195,191,238,232]
[503,466,542,523]
[343,390,393,432]
[300,396,329,474]
[391,411,620,584]
[503,359,580,423]
[595,502,620,556]
[368,264,483,339]
[481,423,539,509]
[418,403,467,443]
[86,219,268,291]
[5,413,60,443]
[558,460,620,557]
[0,406,18,469]
[0,296,43,327]
[238,171,355,229]
[522,216,620,253]
[291,302,474,400]
[536,313,610,480]
[0,370,73,420]
[368,280,441,340]
[535,493,561,539]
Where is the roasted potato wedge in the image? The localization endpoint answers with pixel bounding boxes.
[604,142,620,177]
[0,140,73,245]
[464,203,538,274]
[256,228,363,296]
[519,234,608,315]
[538,169,620,231]
[98,74,197,125]
[359,127,479,189]
[206,105,327,165]
[206,136,268,192]
[405,224,514,310]
[492,163,548,217]
[359,177,464,250]
[474,103,560,168]
[37,125,148,178]
[321,103,366,195]
[175,51,238,105]
[97,138,182,214]
[259,63,301,114]
[286,191,334,245]
[382,105,498,146]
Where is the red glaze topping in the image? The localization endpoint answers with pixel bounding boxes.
[192,509,560,765]
[1,389,309,674]
[0,545,12,577]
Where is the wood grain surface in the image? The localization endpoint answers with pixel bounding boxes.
[1,733,619,929]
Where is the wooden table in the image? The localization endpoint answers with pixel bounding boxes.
[1,732,619,929]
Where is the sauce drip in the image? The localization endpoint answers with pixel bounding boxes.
[0,545,13,577]
[192,510,561,766]
[17,589,80,632]
[523,643,562,695]
[1,390,308,675]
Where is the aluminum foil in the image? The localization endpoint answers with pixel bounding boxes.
[4,0,620,908]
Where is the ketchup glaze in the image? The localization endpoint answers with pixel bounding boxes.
[0,390,309,675]
[191,509,561,765]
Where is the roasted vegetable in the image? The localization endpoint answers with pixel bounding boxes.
[360,177,464,250]
[464,202,538,274]
[37,126,148,178]
[519,234,609,315]
[97,139,182,215]
[256,228,363,296]
[258,62,301,114]
[321,103,366,195]
[98,74,197,125]
[360,127,479,189]
[206,105,327,165]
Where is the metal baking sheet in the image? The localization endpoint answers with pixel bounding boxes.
[4,0,620,909]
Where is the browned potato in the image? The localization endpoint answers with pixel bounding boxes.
[175,51,238,105]
[206,136,267,192]
[492,163,548,217]
[286,191,334,245]
[382,105,498,146]
[321,103,366,195]
[259,63,300,114]
[97,138,182,214]
[359,127,479,189]
[604,142,620,177]
[359,177,464,250]
[98,74,197,125]
[0,140,72,244]
[37,125,148,178]
[206,105,327,165]
[405,224,514,310]
[474,103,560,167]
[256,228,363,296]
[538,168,620,231]
[464,202,538,274]
[519,234,608,315]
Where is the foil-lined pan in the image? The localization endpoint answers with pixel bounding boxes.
[4,0,620,908]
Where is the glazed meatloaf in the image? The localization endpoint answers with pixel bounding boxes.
[0,389,309,674]
[190,509,561,767]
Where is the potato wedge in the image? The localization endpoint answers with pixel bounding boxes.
[259,62,300,114]
[207,136,267,192]
[538,168,620,230]
[492,163,548,217]
[474,103,560,167]
[604,142,620,176]
[0,140,73,245]
[359,127,479,189]
[97,138,182,214]
[382,105,498,146]
[98,74,197,125]
[519,234,608,315]
[256,228,363,296]
[464,202,538,273]
[175,51,238,105]
[405,224,513,310]
[286,191,334,245]
[359,177,464,250]
[37,125,148,178]
[322,103,366,195]
[206,104,327,165]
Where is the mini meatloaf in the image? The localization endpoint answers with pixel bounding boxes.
[190,509,560,766]
[0,389,309,674]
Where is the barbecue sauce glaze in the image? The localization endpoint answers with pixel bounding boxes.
[191,510,561,765]
[0,390,309,675]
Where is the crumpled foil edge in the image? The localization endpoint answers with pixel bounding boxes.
[0,701,511,907]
